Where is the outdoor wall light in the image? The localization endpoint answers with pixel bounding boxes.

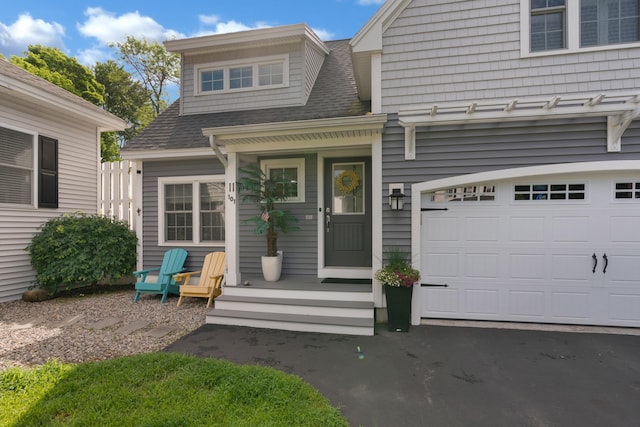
[388,184,405,211]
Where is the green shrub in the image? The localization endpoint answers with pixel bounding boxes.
[27,213,137,294]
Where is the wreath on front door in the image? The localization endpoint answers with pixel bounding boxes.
[335,170,360,194]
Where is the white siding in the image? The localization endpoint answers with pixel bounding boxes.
[0,94,101,302]
[381,0,640,112]
[181,43,306,115]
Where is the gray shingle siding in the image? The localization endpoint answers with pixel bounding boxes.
[181,44,305,115]
[142,157,226,271]
[382,0,640,112]
[239,154,318,278]
[382,115,640,250]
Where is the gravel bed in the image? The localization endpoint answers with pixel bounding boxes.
[0,290,209,372]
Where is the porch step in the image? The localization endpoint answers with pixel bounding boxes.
[206,309,374,336]
[207,284,375,336]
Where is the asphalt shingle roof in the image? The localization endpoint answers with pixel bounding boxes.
[122,39,370,152]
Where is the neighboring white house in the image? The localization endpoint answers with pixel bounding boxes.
[0,59,126,302]
[123,0,640,334]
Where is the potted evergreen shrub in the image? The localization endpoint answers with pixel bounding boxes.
[375,248,420,332]
[238,163,300,281]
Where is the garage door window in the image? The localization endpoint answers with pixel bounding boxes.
[615,182,640,199]
[514,183,585,200]
[431,185,495,202]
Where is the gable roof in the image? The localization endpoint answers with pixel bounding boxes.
[350,0,412,101]
[122,39,371,155]
[0,58,126,131]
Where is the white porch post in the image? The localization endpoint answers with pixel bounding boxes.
[225,152,240,286]
[372,132,384,307]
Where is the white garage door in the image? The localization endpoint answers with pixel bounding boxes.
[420,172,640,327]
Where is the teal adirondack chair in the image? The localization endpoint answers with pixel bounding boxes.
[133,248,188,303]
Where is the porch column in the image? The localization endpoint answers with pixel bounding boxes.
[225,152,240,286]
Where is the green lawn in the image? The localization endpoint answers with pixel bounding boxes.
[0,353,348,427]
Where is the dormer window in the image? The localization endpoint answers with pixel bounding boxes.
[197,55,289,95]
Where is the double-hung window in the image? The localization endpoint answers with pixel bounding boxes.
[531,0,567,51]
[0,125,57,208]
[524,0,640,54]
[197,55,288,94]
[159,176,225,245]
[260,158,305,203]
[581,0,639,47]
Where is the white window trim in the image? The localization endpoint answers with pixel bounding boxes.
[520,0,640,57]
[195,54,290,96]
[512,181,589,202]
[158,175,225,247]
[260,158,305,203]
[612,180,640,202]
[0,122,37,209]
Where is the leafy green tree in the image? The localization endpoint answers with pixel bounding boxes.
[11,45,105,105]
[94,60,154,146]
[111,36,180,116]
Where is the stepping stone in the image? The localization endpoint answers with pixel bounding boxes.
[47,314,85,329]
[8,316,47,330]
[143,326,174,338]
[115,320,149,335]
[83,317,122,330]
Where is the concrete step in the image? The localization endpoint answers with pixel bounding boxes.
[206,309,374,336]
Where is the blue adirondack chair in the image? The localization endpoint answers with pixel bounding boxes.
[133,248,188,303]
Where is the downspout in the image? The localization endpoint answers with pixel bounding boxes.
[209,135,228,168]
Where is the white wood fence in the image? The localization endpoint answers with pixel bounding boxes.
[100,160,136,229]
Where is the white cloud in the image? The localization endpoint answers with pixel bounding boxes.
[198,14,220,26]
[357,0,385,5]
[311,27,335,41]
[0,13,66,57]
[77,47,110,66]
[193,16,272,38]
[77,7,185,45]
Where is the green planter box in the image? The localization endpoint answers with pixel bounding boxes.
[384,285,413,332]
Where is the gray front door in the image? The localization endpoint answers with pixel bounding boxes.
[324,157,372,267]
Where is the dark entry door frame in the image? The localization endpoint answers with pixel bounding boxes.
[319,152,373,278]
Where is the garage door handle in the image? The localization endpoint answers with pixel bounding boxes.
[592,253,597,274]
[602,253,608,274]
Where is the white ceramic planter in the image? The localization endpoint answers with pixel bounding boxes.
[261,251,283,282]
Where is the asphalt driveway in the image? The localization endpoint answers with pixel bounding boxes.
[164,324,640,426]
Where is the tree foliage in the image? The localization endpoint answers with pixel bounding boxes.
[27,213,138,295]
[111,36,180,115]
[11,45,105,105]
[94,60,154,146]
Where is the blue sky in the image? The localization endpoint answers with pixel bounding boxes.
[0,1,385,65]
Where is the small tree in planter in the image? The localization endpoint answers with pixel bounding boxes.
[238,163,300,281]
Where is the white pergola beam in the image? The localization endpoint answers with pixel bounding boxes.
[398,92,640,155]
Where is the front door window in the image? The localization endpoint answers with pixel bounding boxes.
[332,162,365,214]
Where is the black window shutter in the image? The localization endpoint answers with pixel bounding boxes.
[38,136,58,208]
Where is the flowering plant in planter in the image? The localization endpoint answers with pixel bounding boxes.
[374,248,420,287]
[375,248,420,332]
